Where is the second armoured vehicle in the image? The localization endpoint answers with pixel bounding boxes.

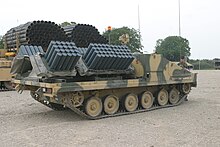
[0,48,15,90]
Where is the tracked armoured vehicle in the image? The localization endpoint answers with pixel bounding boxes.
[12,40,197,119]
[0,57,13,90]
[0,49,15,91]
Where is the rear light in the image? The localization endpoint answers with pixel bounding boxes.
[42,88,46,92]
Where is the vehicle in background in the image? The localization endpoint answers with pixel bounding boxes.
[214,58,220,70]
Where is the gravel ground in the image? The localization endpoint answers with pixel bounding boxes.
[0,70,219,147]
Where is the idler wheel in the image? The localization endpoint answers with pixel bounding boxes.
[70,92,84,107]
[182,83,191,94]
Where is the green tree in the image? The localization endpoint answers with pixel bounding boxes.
[155,36,191,61]
[60,21,76,27]
[0,36,4,49]
[103,27,143,52]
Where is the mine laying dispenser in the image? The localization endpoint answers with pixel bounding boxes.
[12,41,197,119]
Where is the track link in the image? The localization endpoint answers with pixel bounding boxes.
[33,93,187,120]
[65,94,187,120]
[31,88,187,120]
[0,88,15,92]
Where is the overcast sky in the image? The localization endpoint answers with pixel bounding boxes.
[0,0,219,59]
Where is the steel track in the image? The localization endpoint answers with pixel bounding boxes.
[34,94,187,120]
[67,95,187,120]
[0,88,15,92]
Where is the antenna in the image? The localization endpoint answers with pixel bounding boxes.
[178,0,182,60]
[178,0,181,36]
[138,5,141,33]
[138,5,141,50]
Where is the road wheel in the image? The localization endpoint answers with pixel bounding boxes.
[104,95,119,115]
[124,93,138,112]
[157,89,168,106]
[169,88,180,104]
[182,83,191,94]
[85,97,102,117]
[140,91,154,109]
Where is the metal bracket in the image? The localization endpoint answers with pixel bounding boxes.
[15,84,25,94]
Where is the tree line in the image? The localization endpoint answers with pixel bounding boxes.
[0,36,3,48]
